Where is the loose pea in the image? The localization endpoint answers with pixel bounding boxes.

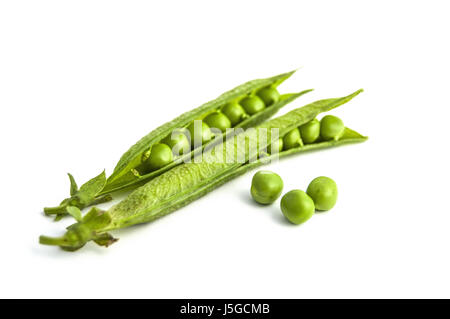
[204,111,232,133]
[162,128,190,156]
[283,128,302,150]
[268,138,283,154]
[250,170,284,205]
[299,119,320,144]
[143,143,173,171]
[306,176,338,211]
[256,86,280,106]
[187,120,213,146]
[320,115,344,141]
[280,190,315,225]
[240,96,266,115]
[221,101,248,126]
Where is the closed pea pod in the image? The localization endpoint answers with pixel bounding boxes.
[320,115,344,141]
[257,86,280,106]
[240,95,266,115]
[299,118,320,144]
[306,176,338,211]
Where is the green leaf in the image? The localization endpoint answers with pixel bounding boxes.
[76,170,107,205]
[81,207,112,230]
[93,233,118,247]
[44,170,108,221]
[54,214,64,222]
[66,206,82,222]
[68,173,78,196]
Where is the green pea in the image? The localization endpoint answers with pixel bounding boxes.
[250,170,284,205]
[143,143,173,171]
[320,115,344,141]
[267,138,283,154]
[299,119,320,144]
[221,101,248,126]
[256,86,280,106]
[280,190,315,225]
[187,120,213,146]
[283,128,302,150]
[240,96,266,115]
[162,129,190,156]
[204,111,232,133]
[306,176,338,211]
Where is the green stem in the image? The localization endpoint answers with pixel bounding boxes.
[90,194,113,206]
[39,235,66,246]
[43,205,67,215]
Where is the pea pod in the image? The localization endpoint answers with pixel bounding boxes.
[44,70,312,219]
[39,90,367,251]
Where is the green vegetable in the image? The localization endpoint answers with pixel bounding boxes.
[204,111,232,133]
[161,129,190,156]
[40,207,117,251]
[221,101,248,126]
[320,115,344,141]
[142,144,173,172]
[283,128,303,149]
[43,171,112,220]
[40,90,367,251]
[44,70,311,219]
[187,120,212,146]
[267,138,283,154]
[280,190,315,225]
[257,86,280,106]
[250,171,284,204]
[299,118,320,144]
[306,176,338,211]
[103,90,309,195]
[240,95,266,115]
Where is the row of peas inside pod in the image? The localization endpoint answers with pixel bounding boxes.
[138,86,282,174]
[251,171,338,225]
[268,115,346,154]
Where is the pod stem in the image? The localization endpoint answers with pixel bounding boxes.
[39,235,66,246]
[90,194,113,206]
[43,205,67,215]
[39,207,118,251]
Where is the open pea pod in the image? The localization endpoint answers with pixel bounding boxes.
[100,89,311,194]
[39,89,367,251]
[44,70,312,220]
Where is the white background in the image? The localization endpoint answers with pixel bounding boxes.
[1,0,449,298]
